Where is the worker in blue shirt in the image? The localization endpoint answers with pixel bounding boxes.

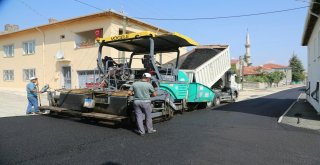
[26,77,40,114]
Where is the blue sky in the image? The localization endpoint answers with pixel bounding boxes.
[0,0,309,67]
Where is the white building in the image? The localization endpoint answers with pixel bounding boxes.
[302,0,320,114]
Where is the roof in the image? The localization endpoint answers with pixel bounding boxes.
[262,63,288,70]
[231,59,239,64]
[243,66,260,75]
[302,0,320,46]
[243,63,289,75]
[0,10,169,38]
[98,31,198,54]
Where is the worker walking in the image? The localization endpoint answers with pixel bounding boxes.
[128,73,157,136]
[26,77,40,115]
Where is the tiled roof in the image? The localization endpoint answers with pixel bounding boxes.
[262,63,288,70]
[243,63,289,75]
[231,59,239,64]
[243,66,260,75]
[0,10,169,37]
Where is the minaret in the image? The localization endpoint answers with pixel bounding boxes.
[244,30,251,66]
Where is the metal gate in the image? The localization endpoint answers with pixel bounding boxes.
[78,70,100,88]
[62,66,71,89]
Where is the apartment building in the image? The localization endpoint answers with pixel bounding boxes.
[0,11,187,89]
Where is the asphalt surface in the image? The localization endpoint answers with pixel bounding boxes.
[1,87,320,165]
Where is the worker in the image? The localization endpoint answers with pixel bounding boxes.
[26,77,40,115]
[128,73,157,136]
[102,56,118,74]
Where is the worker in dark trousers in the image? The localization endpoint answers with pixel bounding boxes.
[26,77,40,115]
[128,73,157,136]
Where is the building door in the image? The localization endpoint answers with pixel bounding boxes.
[78,70,99,88]
[62,66,71,89]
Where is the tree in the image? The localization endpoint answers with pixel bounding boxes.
[289,54,305,83]
[264,71,285,87]
[245,75,266,83]
[230,63,241,83]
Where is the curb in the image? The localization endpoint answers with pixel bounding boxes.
[277,93,302,123]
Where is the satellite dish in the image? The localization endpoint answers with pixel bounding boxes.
[56,50,64,59]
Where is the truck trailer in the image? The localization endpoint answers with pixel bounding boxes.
[179,45,239,106]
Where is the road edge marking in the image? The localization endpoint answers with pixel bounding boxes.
[277,93,302,123]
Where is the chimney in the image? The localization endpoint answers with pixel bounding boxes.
[48,18,58,23]
[4,24,19,32]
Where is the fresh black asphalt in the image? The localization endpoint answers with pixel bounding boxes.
[1,87,320,165]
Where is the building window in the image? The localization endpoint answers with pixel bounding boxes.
[22,40,35,55]
[119,28,134,35]
[77,70,100,88]
[23,69,36,80]
[3,44,14,57]
[75,29,102,48]
[3,70,14,81]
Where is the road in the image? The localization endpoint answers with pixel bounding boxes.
[1,87,320,165]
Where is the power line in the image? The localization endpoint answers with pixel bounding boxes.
[295,0,320,5]
[74,0,308,21]
[73,0,106,12]
[133,6,309,21]
[71,0,309,21]
[17,0,48,20]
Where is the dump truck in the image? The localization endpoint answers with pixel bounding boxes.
[179,45,239,106]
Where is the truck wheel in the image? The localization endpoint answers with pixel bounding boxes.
[213,97,221,106]
[124,110,139,129]
[164,103,174,120]
[232,92,238,103]
[206,101,213,108]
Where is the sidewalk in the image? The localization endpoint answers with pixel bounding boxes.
[0,87,48,117]
[237,84,304,101]
[279,93,320,130]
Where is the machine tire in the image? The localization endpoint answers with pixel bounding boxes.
[213,96,221,106]
[206,101,213,108]
[129,109,136,125]
[231,91,238,103]
[164,103,174,120]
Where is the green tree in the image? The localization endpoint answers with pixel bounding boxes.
[289,54,305,83]
[265,71,285,87]
[245,75,266,83]
[230,64,241,83]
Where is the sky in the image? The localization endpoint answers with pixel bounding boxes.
[0,0,310,67]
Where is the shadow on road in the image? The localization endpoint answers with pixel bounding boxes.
[212,87,303,118]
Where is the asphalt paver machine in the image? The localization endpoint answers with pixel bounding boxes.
[40,31,199,124]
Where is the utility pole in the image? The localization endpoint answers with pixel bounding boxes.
[239,56,244,91]
[159,53,163,65]
[121,14,127,64]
